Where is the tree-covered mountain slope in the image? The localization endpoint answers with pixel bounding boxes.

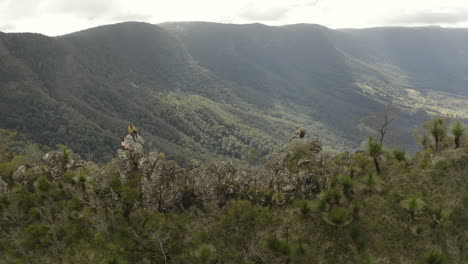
[1,22,467,162]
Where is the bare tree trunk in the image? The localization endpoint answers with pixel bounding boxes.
[455,137,460,149]
[373,157,381,174]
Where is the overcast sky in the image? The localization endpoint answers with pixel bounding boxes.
[1,0,468,36]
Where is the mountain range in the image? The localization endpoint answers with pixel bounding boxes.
[1,21,467,163]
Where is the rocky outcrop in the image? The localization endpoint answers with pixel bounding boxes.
[0,177,8,193]
[43,151,67,181]
[43,151,97,181]
[12,165,28,185]
[12,164,48,186]
[183,159,253,205]
[116,135,181,211]
[260,139,328,202]
[117,135,146,183]
[116,137,329,212]
[141,159,180,211]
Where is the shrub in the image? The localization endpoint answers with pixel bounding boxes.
[322,189,341,205]
[400,197,425,221]
[425,250,447,264]
[328,207,351,226]
[392,149,406,162]
[366,137,383,173]
[339,175,354,192]
[295,199,312,216]
[34,176,50,192]
[266,235,291,256]
[452,121,465,148]
[187,244,217,264]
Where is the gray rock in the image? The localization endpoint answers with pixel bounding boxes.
[184,159,253,205]
[141,160,180,211]
[66,153,87,170]
[117,149,137,183]
[12,165,28,185]
[42,151,67,181]
[0,177,8,193]
[113,136,329,212]
[117,135,147,183]
[43,151,97,181]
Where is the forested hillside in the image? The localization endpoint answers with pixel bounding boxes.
[1,22,468,163]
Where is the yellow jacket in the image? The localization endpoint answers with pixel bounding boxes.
[128,123,137,133]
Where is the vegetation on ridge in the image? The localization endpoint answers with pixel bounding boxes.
[0,117,467,263]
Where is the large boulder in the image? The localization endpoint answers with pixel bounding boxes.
[117,135,146,183]
[12,165,28,185]
[116,135,183,211]
[183,159,253,205]
[43,151,97,181]
[141,159,181,212]
[42,151,67,181]
[260,139,328,202]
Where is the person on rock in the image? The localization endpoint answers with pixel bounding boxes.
[291,126,305,140]
[128,122,138,141]
[121,137,133,150]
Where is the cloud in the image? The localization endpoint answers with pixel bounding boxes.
[238,2,290,21]
[0,0,41,20]
[38,0,151,22]
[388,9,468,25]
[43,0,124,20]
[0,23,15,31]
[305,0,320,7]
[111,12,153,22]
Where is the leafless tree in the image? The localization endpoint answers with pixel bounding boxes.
[362,103,400,145]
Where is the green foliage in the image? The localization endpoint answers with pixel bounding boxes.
[365,172,379,191]
[350,224,368,253]
[57,144,70,166]
[1,119,468,263]
[186,244,217,264]
[366,137,382,173]
[322,189,341,205]
[34,176,50,192]
[339,174,354,191]
[366,137,382,159]
[22,223,53,250]
[25,143,44,164]
[400,197,426,221]
[452,121,465,148]
[0,129,16,162]
[328,207,351,226]
[414,131,431,150]
[431,118,447,151]
[392,149,406,162]
[430,205,449,223]
[272,191,286,205]
[416,151,432,169]
[0,155,27,185]
[362,254,377,264]
[295,199,313,216]
[265,235,291,256]
[425,250,447,264]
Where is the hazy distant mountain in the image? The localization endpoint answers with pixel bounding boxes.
[1,22,467,162]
